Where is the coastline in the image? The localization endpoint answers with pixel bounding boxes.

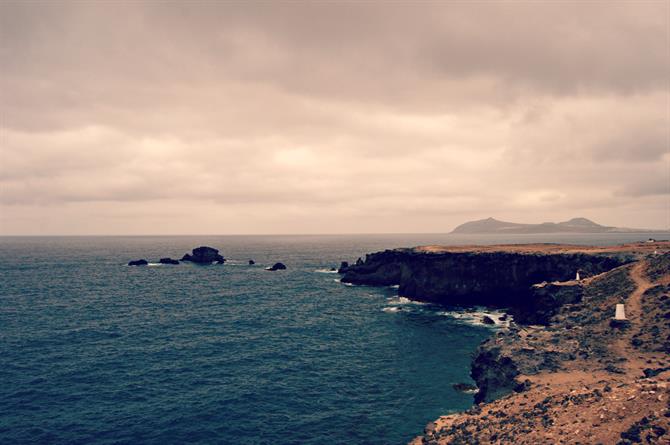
[339,242,670,444]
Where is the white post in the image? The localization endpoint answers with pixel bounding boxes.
[576,272,580,281]
[615,304,627,320]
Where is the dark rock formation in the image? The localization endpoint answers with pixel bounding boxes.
[511,282,583,325]
[340,249,628,309]
[471,345,520,404]
[159,257,179,265]
[482,315,496,325]
[181,246,225,264]
[266,262,287,271]
[128,259,148,266]
[338,261,349,273]
[452,383,478,393]
[248,260,255,265]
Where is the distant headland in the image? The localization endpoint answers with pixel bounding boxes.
[450,217,662,234]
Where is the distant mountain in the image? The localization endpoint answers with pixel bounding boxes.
[450,217,657,234]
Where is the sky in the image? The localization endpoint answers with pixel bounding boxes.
[0,1,669,235]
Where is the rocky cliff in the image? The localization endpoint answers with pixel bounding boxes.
[407,245,670,444]
[340,247,631,314]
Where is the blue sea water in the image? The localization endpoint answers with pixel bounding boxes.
[0,233,666,444]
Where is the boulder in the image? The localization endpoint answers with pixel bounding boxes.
[181,246,225,264]
[128,259,148,266]
[266,262,287,271]
[159,257,179,265]
[482,315,496,325]
[249,259,255,265]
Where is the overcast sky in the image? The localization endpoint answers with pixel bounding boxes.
[1,1,668,235]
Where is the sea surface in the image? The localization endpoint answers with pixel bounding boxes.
[0,232,666,445]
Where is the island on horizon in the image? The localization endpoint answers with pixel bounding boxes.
[450,217,663,235]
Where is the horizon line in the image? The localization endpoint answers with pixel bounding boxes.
[1,230,669,238]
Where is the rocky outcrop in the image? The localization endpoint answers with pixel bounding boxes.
[338,261,349,273]
[470,344,520,404]
[248,260,255,265]
[181,246,225,264]
[511,282,583,325]
[266,262,287,271]
[340,249,628,309]
[159,257,179,265]
[128,259,148,266]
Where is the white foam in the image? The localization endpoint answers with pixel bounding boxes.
[439,307,511,328]
[386,296,426,306]
[334,278,355,286]
[382,307,401,313]
[389,284,400,289]
[315,268,338,274]
[147,263,162,267]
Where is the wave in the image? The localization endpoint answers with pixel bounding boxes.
[315,268,338,274]
[386,296,426,306]
[438,307,511,328]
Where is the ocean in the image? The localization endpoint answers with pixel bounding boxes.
[0,232,665,444]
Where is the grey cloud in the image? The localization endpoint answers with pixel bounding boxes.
[0,1,668,234]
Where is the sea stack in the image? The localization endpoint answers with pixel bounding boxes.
[266,262,287,271]
[181,246,225,264]
[128,259,148,266]
[159,258,179,265]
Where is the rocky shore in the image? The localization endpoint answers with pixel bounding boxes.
[341,241,670,444]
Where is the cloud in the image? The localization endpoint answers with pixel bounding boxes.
[0,0,668,234]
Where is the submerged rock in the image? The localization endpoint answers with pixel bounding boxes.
[452,383,479,393]
[128,259,148,266]
[159,257,179,265]
[181,246,225,264]
[266,262,287,271]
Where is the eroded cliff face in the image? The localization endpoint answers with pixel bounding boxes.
[339,246,641,407]
[341,249,630,310]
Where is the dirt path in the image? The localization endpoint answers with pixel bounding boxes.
[612,260,665,374]
[626,261,653,321]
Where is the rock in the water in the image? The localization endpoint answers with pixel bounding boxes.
[329,267,337,271]
[159,258,179,265]
[338,261,349,273]
[453,383,479,393]
[249,259,255,265]
[482,315,497,325]
[128,259,148,266]
[266,262,287,271]
[181,246,225,264]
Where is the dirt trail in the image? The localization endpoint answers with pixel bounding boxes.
[627,261,653,321]
[613,260,666,374]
